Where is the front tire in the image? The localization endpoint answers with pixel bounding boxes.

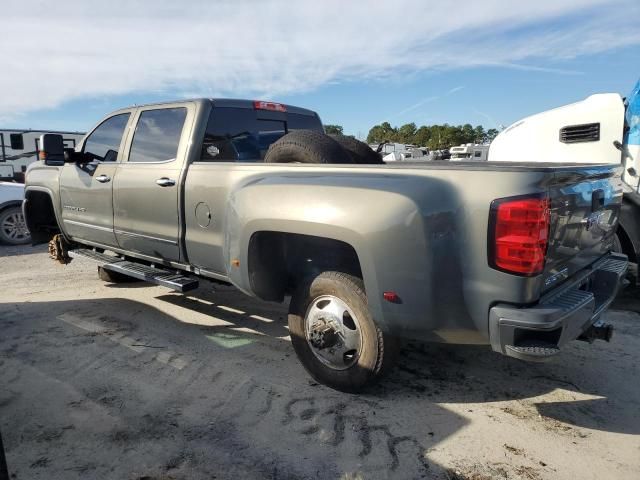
[0,206,31,245]
[288,271,398,392]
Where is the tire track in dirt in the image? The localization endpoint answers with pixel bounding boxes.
[57,313,191,370]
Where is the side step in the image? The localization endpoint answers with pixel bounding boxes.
[69,249,199,293]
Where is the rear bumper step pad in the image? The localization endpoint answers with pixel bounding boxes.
[489,252,627,362]
[69,249,199,292]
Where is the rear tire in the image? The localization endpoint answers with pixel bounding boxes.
[98,266,138,284]
[0,206,31,245]
[264,130,351,164]
[612,231,638,287]
[288,271,398,392]
[612,232,623,254]
[329,135,384,164]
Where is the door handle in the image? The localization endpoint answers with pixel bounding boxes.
[156,177,176,187]
[95,174,111,183]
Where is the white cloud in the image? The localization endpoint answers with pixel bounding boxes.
[1,0,639,118]
[386,86,465,121]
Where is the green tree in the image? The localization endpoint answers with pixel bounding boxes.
[366,122,398,143]
[486,128,499,143]
[414,126,432,146]
[461,124,475,143]
[324,124,343,135]
[446,124,465,146]
[366,125,384,143]
[427,125,444,150]
[367,121,496,148]
[474,125,486,144]
[397,123,417,143]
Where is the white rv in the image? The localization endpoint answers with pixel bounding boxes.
[489,82,640,282]
[376,143,433,161]
[0,129,84,182]
[449,143,489,161]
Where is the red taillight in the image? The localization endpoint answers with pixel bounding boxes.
[489,196,550,276]
[253,100,286,112]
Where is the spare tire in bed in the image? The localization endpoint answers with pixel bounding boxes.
[329,134,384,164]
[264,130,351,164]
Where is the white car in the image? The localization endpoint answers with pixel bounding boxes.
[0,181,30,245]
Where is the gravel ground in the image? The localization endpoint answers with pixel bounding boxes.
[0,244,639,480]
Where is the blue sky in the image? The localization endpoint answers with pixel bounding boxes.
[1,0,639,138]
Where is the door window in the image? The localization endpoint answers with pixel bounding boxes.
[83,113,131,162]
[128,108,187,163]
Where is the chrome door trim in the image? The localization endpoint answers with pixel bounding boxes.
[198,268,231,283]
[114,229,178,246]
[64,219,114,233]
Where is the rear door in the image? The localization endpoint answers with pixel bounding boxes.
[59,111,133,246]
[184,103,323,274]
[112,103,194,262]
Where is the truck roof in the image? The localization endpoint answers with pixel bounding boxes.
[118,98,318,117]
[0,129,84,134]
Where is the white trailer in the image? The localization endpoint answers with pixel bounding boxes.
[0,129,84,182]
[375,143,433,161]
[449,143,489,161]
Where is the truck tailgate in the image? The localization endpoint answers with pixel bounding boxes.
[543,166,624,291]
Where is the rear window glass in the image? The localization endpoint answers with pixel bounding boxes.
[129,108,187,163]
[199,107,321,162]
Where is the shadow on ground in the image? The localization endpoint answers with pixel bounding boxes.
[1,281,639,479]
[0,243,47,258]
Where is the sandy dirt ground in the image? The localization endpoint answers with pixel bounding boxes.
[0,244,638,480]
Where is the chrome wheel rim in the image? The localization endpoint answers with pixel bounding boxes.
[304,295,363,370]
[1,211,30,242]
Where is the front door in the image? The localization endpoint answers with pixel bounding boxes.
[112,104,192,263]
[59,112,132,246]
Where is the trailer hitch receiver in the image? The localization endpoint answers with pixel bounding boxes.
[578,320,614,343]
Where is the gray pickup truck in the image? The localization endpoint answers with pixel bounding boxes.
[23,98,627,391]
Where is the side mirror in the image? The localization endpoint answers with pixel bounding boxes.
[40,134,65,166]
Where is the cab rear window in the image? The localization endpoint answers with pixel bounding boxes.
[199,107,322,162]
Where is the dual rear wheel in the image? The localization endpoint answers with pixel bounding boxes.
[288,271,398,392]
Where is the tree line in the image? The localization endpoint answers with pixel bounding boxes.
[324,123,499,150]
[366,122,499,149]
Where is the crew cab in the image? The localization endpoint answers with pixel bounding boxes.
[23,99,627,391]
